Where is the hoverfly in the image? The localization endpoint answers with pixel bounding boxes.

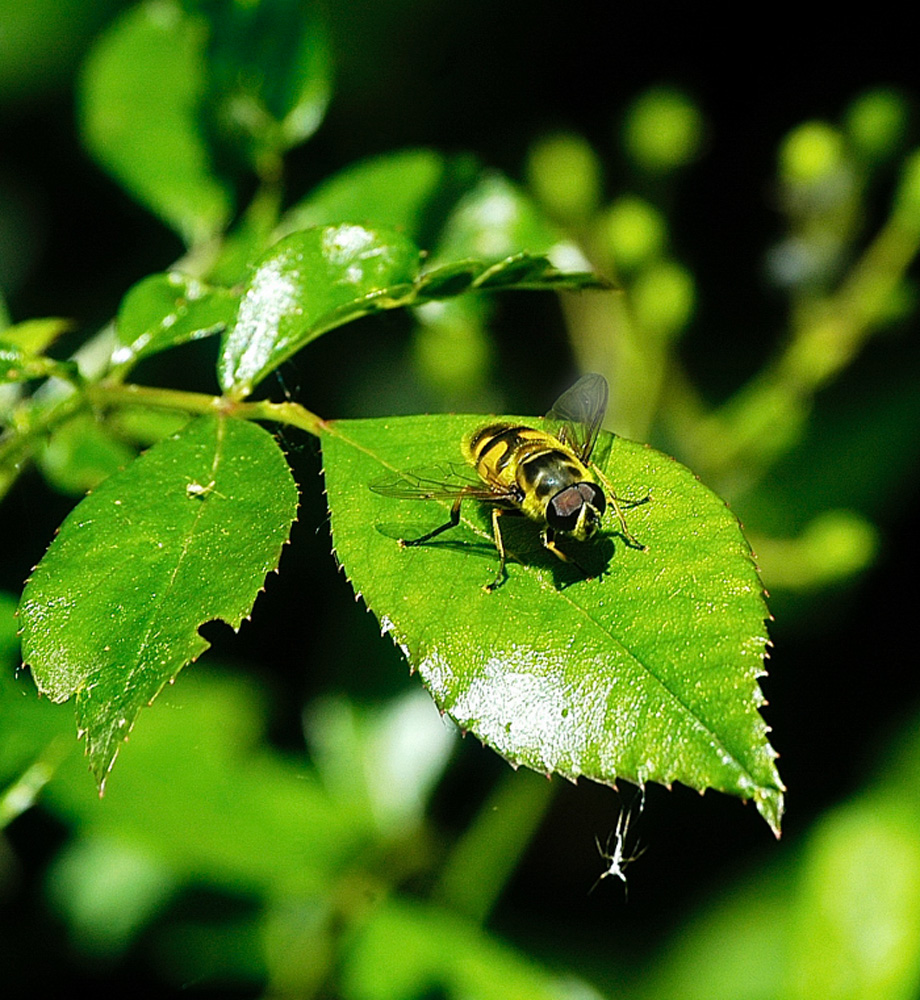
[372,373,647,592]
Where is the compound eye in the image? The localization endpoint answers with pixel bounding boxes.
[548,482,600,529]
[547,482,606,534]
[582,482,606,515]
[546,486,582,531]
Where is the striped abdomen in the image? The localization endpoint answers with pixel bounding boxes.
[464,423,598,526]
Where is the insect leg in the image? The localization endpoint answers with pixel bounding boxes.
[541,527,569,564]
[541,528,593,580]
[399,495,463,547]
[592,466,649,551]
[484,507,507,593]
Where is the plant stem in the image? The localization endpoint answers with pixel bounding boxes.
[0,737,73,829]
[87,382,229,416]
[236,398,327,437]
[674,197,920,495]
[433,768,556,924]
[87,383,327,438]
[1,379,328,502]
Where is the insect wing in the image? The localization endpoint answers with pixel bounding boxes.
[371,465,512,504]
[546,372,609,464]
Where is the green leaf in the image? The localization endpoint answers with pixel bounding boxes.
[0,592,18,663]
[200,0,332,171]
[0,343,78,385]
[107,406,192,448]
[322,413,784,834]
[413,295,492,395]
[44,669,372,899]
[218,218,608,399]
[80,0,232,245]
[0,593,75,794]
[19,415,299,788]
[0,319,79,386]
[218,224,422,397]
[46,837,177,959]
[283,148,470,242]
[416,251,605,298]
[37,414,136,496]
[642,854,791,1000]
[0,317,74,354]
[306,690,456,835]
[789,797,920,1000]
[286,156,605,298]
[424,171,602,289]
[114,271,239,364]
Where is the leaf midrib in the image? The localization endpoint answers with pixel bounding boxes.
[109,417,227,697]
[326,418,765,788]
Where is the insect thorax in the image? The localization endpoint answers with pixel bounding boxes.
[464,422,599,526]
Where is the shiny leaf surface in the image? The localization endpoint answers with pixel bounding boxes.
[218,220,605,398]
[283,148,475,242]
[322,413,784,834]
[218,224,422,397]
[427,171,597,281]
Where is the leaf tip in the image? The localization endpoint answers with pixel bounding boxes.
[92,742,122,798]
[758,789,785,839]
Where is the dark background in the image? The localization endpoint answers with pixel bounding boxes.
[3,0,920,991]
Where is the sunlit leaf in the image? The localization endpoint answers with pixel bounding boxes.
[322,413,784,834]
[0,317,74,354]
[416,251,604,298]
[218,224,422,397]
[426,171,599,280]
[286,156,605,299]
[0,319,79,387]
[19,416,299,788]
[411,172,604,296]
[218,220,606,399]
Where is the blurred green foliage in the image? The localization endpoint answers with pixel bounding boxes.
[3,0,920,997]
[0,0,127,100]
[622,87,704,174]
